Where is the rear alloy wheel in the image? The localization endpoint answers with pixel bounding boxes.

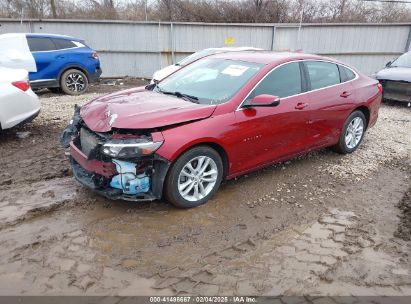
[333,111,366,154]
[60,69,89,95]
[165,146,223,208]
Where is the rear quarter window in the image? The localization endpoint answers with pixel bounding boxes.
[339,65,356,82]
[27,37,56,52]
[52,38,77,50]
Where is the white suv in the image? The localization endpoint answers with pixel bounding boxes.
[151,47,263,83]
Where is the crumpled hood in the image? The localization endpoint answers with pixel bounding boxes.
[0,67,28,82]
[376,67,411,82]
[80,87,216,132]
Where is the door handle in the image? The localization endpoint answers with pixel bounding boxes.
[340,91,351,98]
[295,102,308,110]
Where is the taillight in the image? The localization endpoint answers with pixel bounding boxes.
[12,80,30,92]
[377,83,383,93]
[91,52,99,59]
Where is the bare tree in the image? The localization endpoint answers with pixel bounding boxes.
[156,0,175,21]
[252,0,265,22]
[1,0,411,23]
[50,0,57,18]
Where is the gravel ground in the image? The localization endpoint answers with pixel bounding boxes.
[0,84,410,296]
[396,185,411,241]
[323,103,410,179]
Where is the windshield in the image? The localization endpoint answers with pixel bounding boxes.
[390,52,411,68]
[177,49,220,66]
[155,58,264,105]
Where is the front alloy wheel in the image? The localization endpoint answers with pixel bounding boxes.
[165,146,223,208]
[178,156,218,202]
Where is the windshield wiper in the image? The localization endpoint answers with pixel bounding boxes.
[161,90,200,104]
[149,84,200,104]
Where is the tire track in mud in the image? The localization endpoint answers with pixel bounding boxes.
[112,164,411,295]
[0,127,70,187]
[150,206,411,296]
[395,184,411,241]
[150,210,355,295]
[0,164,409,295]
[0,177,79,230]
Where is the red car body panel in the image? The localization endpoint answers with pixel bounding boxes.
[78,52,382,181]
[70,141,117,177]
[303,80,358,149]
[232,94,312,174]
[81,87,216,132]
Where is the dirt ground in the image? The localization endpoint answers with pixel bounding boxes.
[0,81,410,297]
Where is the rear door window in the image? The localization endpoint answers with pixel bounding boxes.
[27,37,56,52]
[248,62,303,99]
[52,38,77,50]
[306,61,340,90]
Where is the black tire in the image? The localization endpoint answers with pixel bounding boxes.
[164,146,224,208]
[48,87,62,94]
[333,110,366,154]
[60,69,89,95]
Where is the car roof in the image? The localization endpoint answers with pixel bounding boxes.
[0,33,83,41]
[203,47,263,52]
[211,51,337,65]
[26,33,83,41]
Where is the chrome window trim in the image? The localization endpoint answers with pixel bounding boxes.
[237,59,359,111]
[30,46,81,53]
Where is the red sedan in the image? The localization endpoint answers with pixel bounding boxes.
[61,52,382,208]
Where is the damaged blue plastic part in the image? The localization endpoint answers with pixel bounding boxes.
[110,159,150,195]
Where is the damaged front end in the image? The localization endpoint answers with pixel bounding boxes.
[60,106,170,202]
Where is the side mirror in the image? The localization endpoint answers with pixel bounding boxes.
[145,82,157,90]
[385,61,392,67]
[245,94,280,108]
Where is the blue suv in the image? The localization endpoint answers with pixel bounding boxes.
[1,33,101,95]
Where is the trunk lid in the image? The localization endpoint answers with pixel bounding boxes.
[0,67,28,83]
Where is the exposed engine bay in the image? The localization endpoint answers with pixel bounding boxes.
[60,105,170,201]
[110,159,150,195]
